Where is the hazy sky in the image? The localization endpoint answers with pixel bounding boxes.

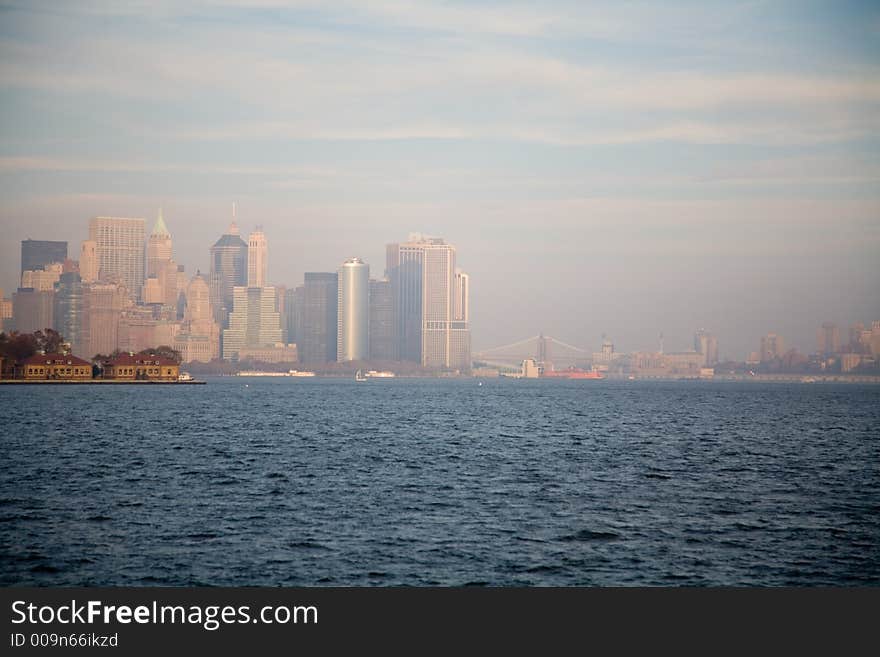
[1,0,878,358]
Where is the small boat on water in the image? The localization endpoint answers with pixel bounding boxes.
[355,369,367,382]
[178,371,193,382]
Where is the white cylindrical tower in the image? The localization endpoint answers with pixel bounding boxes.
[337,257,370,362]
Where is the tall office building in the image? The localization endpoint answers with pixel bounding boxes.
[421,239,468,370]
[386,234,471,370]
[0,290,12,331]
[693,329,719,366]
[88,217,145,300]
[386,236,431,362]
[247,227,268,288]
[336,258,370,362]
[817,322,840,356]
[53,272,86,356]
[174,273,220,363]
[79,240,98,283]
[12,288,54,334]
[369,279,395,361]
[300,273,338,364]
[454,270,469,324]
[83,282,127,358]
[221,286,281,360]
[21,239,67,275]
[449,270,471,371]
[209,221,248,327]
[145,209,179,307]
[283,286,305,347]
[760,333,785,362]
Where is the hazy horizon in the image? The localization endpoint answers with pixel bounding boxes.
[1,1,878,358]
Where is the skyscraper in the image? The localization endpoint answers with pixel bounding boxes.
[174,273,221,363]
[12,287,54,334]
[79,240,98,283]
[209,220,248,327]
[817,322,840,356]
[88,217,145,300]
[337,258,370,362]
[283,286,304,347]
[421,239,462,369]
[247,227,268,288]
[221,286,282,360]
[760,333,785,362]
[386,234,471,370]
[450,268,471,371]
[300,273,338,364]
[146,209,179,308]
[693,329,719,366]
[369,279,395,361]
[53,271,85,356]
[20,239,67,275]
[83,282,127,358]
[386,236,430,363]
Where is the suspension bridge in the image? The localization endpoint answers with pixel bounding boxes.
[473,334,591,371]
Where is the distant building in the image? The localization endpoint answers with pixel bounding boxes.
[83,282,128,358]
[386,236,428,363]
[89,217,145,301]
[174,273,221,363]
[300,273,338,364]
[664,351,704,374]
[840,353,863,373]
[337,258,370,362]
[386,234,469,370]
[369,279,395,361]
[247,227,268,288]
[817,322,840,356]
[146,209,179,307]
[79,240,98,283]
[21,262,63,291]
[592,338,618,365]
[422,239,468,369]
[102,353,179,381]
[0,292,12,331]
[118,305,180,354]
[53,272,86,356]
[522,358,540,378]
[283,286,305,347]
[693,329,719,366]
[760,333,785,362]
[19,353,92,380]
[237,344,298,364]
[20,239,67,275]
[12,288,54,334]
[209,221,248,328]
[222,286,282,360]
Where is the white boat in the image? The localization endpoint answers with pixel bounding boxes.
[178,371,193,382]
[365,370,395,378]
[355,369,367,382]
[288,370,316,377]
[237,371,289,377]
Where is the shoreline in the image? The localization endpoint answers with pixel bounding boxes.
[0,379,206,385]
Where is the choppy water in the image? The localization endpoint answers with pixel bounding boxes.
[1,378,879,586]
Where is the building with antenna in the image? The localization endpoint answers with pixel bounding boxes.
[209,208,248,328]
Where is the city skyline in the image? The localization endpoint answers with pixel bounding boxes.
[1,1,879,357]
[5,211,879,367]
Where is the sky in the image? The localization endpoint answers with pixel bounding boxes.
[1,0,878,358]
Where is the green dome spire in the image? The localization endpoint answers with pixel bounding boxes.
[152,207,170,237]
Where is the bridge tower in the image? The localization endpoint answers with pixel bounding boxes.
[537,333,551,371]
